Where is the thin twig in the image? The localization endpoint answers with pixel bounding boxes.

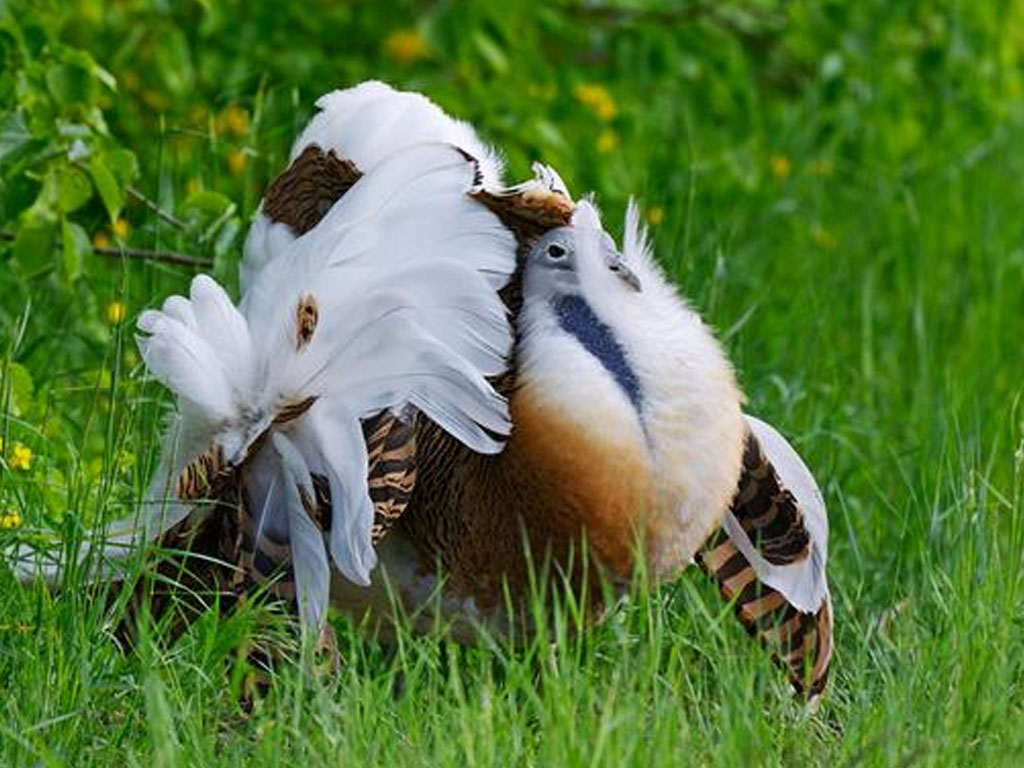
[126,186,188,231]
[0,230,213,268]
[67,159,188,231]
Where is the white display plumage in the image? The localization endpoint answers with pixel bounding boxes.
[242,81,506,292]
[136,142,516,627]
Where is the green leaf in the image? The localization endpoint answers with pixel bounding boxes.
[0,362,35,418]
[12,220,56,276]
[472,31,508,75]
[153,25,194,96]
[45,61,94,107]
[53,163,92,213]
[102,148,139,186]
[0,110,32,163]
[89,154,123,224]
[90,61,117,92]
[60,216,89,282]
[181,189,234,218]
[213,215,241,257]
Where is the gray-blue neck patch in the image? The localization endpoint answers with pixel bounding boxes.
[553,295,643,413]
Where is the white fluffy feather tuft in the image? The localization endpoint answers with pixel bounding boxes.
[296,81,505,187]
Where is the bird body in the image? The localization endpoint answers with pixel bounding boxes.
[10,81,833,698]
[324,199,745,640]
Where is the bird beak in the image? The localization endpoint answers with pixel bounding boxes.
[607,252,642,292]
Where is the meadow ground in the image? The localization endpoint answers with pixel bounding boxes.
[2,2,1023,765]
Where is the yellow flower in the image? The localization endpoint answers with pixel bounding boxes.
[218,105,250,137]
[811,157,835,177]
[811,224,837,250]
[92,231,111,249]
[645,206,665,226]
[227,149,248,176]
[0,510,21,529]
[113,218,130,239]
[10,442,32,471]
[106,301,127,324]
[596,129,618,154]
[188,104,208,126]
[121,70,141,93]
[574,84,618,121]
[384,29,428,65]
[769,155,792,181]
[142,89,168,111]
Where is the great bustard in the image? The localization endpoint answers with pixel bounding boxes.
[13,81,833,698]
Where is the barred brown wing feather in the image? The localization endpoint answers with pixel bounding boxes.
[697,529,833,697]
[697,423,833,697]
[362,410,418,544]
[731,434,811,566]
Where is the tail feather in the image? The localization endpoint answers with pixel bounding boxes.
[698,415,834,698]
[697,528,833,697]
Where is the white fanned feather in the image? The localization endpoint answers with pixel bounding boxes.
[242,81,506,292]
[270,432,330,628]
[16,143,516,627]
[722,415,830,613]
[294,81,504,187]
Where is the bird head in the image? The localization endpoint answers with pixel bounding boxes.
[519,200,647,419]
[523,202,642,303]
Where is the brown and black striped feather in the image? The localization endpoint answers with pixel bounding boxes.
[731,426,812,566]
[696,429,833,697]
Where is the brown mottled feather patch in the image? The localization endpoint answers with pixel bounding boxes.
[362,411,418,543]
[176,444,232,501]
[295,292,319,349]
[272,396,317,426]
[263,145,361,234]
[116,488,249,646]
[472,187,574,244]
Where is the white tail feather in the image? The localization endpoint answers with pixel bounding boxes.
[271,432,330,629]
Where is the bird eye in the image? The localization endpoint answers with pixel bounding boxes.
[547,243,567,260]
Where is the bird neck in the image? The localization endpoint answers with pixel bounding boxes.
[550,294,643,414]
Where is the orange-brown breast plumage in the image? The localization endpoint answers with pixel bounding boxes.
[497,383,655,580]
[388,375,654,626]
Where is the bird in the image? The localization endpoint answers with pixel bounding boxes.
[10,81,833,698]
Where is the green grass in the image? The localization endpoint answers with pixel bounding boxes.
[3,1,1024,765]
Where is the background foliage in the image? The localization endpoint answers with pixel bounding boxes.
[2,1,1023,765]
